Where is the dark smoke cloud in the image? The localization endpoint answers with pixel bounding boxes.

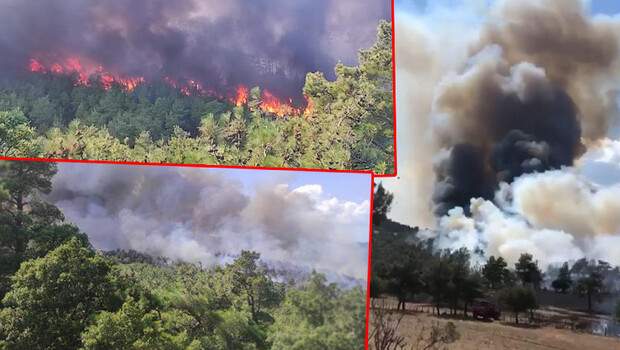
[0,0,390,100]
[428,0,620,214]
[46,163,370,279]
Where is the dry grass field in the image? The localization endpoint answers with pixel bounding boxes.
[369,301,620,350]
[394,312,620,350]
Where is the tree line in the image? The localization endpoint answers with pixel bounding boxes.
[0,22,394,174]
[0,161,366,349]
[371,183,620,324]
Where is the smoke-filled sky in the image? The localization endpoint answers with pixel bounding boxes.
[46,163,371,279]
[386,0,620,268]
[0,0,390,101]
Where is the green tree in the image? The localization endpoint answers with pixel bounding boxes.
[81,296,199,350]
[461,272,484,317]
[576,270,603,313]
[0,238,120,350]
[551,262,573,294]
[269,273,364,350]
[0,109,40,157]
[514,253,543,290]
[482,256,511,290]
[0,160,67,299]
[498,286,538,324]
[0,160,62,228]
[226,251,284,323]
[385,241,426,311]
[372,182,393,226]
[424,250,451,315]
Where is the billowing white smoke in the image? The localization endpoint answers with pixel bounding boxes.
[389,0,620,268]
[427,142,620,268]
[47,164,370,279]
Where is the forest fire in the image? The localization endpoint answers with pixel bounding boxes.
[228,85,310,117]
[29,57,144,91]
[260,90,302,117]
[28,56,310,117]
[233,85,249,107]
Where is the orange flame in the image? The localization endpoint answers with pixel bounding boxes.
[28,56,311,117]
[234,85,249,106]
[29,59,45,73]
[260,90,301,117]
[28,56,144,92]
[304,95,314,116]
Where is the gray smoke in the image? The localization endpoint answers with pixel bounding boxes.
[47,163,370,279]
[391,0,620,217]
[0,0,390,101]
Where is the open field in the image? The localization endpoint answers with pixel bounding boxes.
[384,312,620,350]
[370,300,620,350]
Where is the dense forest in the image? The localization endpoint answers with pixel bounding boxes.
[0,160,366,349]
[0,22,393,174]
[370,183,620,323]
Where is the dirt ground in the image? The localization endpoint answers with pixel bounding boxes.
[392,312,620,350]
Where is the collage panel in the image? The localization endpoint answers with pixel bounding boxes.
[370,0,620,349]
[0,159,372,349]
[0,0,395,175]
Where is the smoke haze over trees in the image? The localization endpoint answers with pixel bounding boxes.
[0,160,368,349]
[44,162,371,281]
[0,0,389,100]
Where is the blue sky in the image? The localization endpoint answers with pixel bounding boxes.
[215,167,371,203]
[591,0,620,15]
[54,162,371,205]
[396,0,620,16]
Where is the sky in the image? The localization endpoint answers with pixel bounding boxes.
[591,0,620,15]
[396,0,620,16]
[45,162,371,279]
[222,167,372,203]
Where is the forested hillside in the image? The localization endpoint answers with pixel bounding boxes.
[0,161,366,349]
[0,22,393,174]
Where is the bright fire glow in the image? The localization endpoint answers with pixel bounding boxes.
[261,90,301,117]
[28,56,312,117]
[28,57,144,91]
[234,85,249,107]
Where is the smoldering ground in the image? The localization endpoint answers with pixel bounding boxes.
[46,163,370,279]
[390,0,620,267]
[0,0,390,101]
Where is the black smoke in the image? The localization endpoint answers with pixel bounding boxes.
[0,0,390,101]
[432,63,584,216]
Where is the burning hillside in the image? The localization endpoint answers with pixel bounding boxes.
[0,0,389,117]
[27,55,308,116]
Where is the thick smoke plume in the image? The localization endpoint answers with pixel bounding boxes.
[390,0,620,267]
[430,168,620,268]
[400,0,620,215]
[0,0,389,101]
[47,163,370,279]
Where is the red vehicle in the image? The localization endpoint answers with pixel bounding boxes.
[472,299,501,320]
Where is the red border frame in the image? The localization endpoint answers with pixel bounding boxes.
[365,174,376,349]
[0,155,378,349]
